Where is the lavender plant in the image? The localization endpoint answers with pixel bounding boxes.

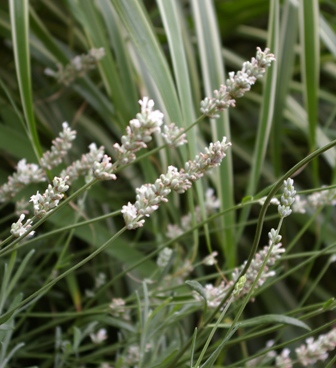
[1,1,336,368]
[192,179,294,309]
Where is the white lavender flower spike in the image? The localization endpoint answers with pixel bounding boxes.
[61,143,105,184]
[10,214,35,238]
[278,178,296,218]
[200,47,275,118]
[113,97,164,165]
[122,137,231,230]
[161,123,187,147]
[30,176,70,217]
[93,155,117,181]
[40,122,77,170]
[0,159,46,203]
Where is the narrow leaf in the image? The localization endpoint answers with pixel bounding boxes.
[9,0,42,161]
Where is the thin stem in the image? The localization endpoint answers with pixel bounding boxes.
[193,294,234,368]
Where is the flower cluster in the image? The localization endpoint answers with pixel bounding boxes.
[89,97,167,183]
[0,159,46,203]
[294,186,336,213]
[113,97,164,165]
[10,176,70,237]
[200,47,275,118]
[0,123,77,205]
[193,179,296,308]
[193,240,286,308]
[60,143,105,184]
[109,298,131,321]
[90,97,188,183]
[121,138,231,230]
[10,213,35,238]
[90,328,108,345]
[202,251,218,266]
[278,178,296,218]
[231,241,285,298]
[40,122,77,170]
[44,48,105,86]
[259,184,336,215]
[307,187,336,208]
[295,328,336,366]
[250,327,336,367]
[30,176,69,217]
[93,155,117,181]
[157,247,173,268]
[195,281,230,308]
[120,343,152,368]
[184,140,232,181]
[161,123,187,147]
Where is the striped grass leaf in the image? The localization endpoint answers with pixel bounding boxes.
[299,0,320,184]
[237,0,279,243]
[111,0,182,124]
[191,0,235,267]
[9,0,43,161]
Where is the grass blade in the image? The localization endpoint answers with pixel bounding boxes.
[111,0,182,124]
[299,0,320,184]
[271,0,298,176]
[9,0,42,161]
[66,0,136,125]
[237,0,279,243]
[191,0,235,267]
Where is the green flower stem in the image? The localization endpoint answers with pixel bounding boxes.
[0,210,122,256]
[193,294,234,368]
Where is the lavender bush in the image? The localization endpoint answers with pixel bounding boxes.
[0,1,336,367]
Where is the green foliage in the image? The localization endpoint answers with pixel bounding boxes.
[0,0,336,367]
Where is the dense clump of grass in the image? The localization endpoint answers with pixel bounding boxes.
[0,1,336,367]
